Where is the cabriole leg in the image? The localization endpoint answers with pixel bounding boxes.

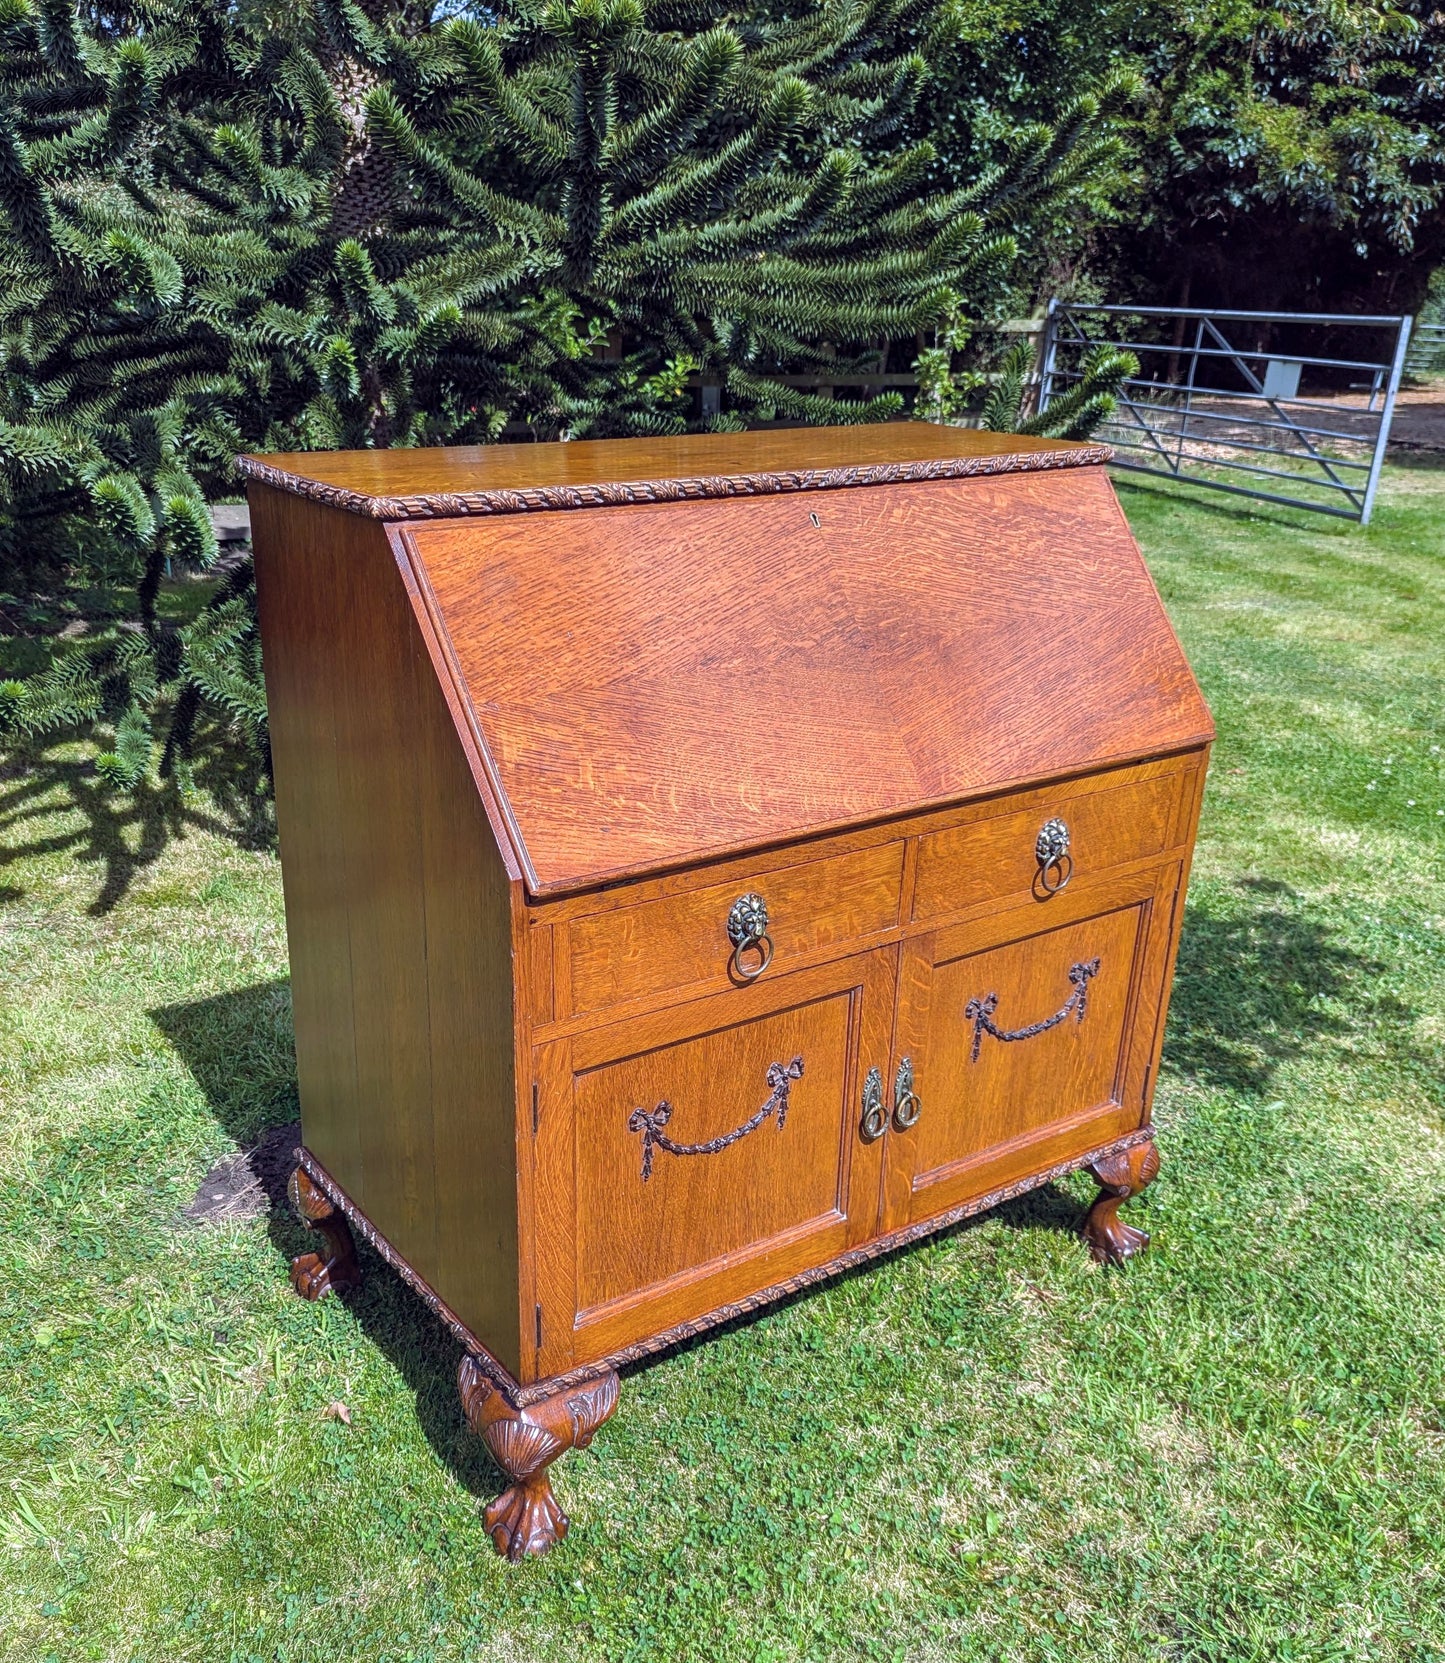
[459,1358,620,1562]
[287,1165,361,1299]
[1082,1136,1161,1265]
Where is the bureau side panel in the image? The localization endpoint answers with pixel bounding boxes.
[251,484,363,1194]
[249,485,520,1372]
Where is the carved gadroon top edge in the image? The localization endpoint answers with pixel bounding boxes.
[235,445,1115,521]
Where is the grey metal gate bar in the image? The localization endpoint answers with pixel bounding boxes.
[1036,302,1413,524]
[1407,320,1445,375]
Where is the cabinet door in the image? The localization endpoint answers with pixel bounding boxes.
[881,865,1178,1232]
[532,948,895,1374]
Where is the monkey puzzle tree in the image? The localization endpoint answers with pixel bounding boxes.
[1,0,1127,787]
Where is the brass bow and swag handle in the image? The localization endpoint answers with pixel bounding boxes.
[629,1057,804,1182]
[858,953,1103,1142]
[859,1057,921,1143]
[965,958,1100,1062]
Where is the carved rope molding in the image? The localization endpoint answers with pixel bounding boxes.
[965,958,1100,1063]
[628,1056,804,1182]
[295,1127,1154,1406]
[235,445,1114,521]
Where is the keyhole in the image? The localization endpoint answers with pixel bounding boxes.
[809,511,821,529]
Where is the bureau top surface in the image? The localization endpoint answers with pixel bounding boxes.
[239,423,1109,519]
[384,441,1212,897]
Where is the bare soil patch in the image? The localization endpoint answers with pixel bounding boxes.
[184,1119,300,1223]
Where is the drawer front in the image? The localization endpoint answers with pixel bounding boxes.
[911,769,1183,924]
[531,950,896,1373]
[883,864,1177,1230]
[560,841,904,1018]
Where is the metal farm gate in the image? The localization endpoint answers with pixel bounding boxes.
[1036,303,1414,524]
[1408,318,1445,375]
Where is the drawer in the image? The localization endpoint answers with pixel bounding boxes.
[560,841,905,1018]
[911,769,1183,924]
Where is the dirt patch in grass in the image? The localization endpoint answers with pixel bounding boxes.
[183,1119,300,1223]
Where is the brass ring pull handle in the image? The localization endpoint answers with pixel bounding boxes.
[892,1056,921,1131]
[859,1066,886,1143]
[726,892,774,981]
[1034,817,1073,896]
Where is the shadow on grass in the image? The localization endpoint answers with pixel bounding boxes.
[0,725,274,914]
[1386,447,1445,472]
[151,885,1404,1480]
[151,980,498,1502]
[1164,877,1393,1095]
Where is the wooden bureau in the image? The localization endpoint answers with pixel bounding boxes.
[240,423,1213,1560]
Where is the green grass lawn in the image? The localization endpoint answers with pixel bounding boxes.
[2,463,1444,1663]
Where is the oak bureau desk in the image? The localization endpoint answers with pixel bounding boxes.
[240,422,1213,1560]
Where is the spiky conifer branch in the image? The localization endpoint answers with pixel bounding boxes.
[1,0,1126,791]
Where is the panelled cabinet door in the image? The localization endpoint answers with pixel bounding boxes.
[880,866,1179,1233]
[532,948,896,1374]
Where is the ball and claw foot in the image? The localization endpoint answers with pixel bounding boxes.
[484,1471,569,1562]
[287,1165,362,1300]
[458,1357,620,1561]
[1081,1137,1161,1265]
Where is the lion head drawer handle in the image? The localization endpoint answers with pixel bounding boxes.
[1035,817,1073,895]
[627,1056,803,1181]
[726,891,774,980]
[965,958,1100,1062]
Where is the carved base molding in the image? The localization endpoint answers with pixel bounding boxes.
[289,1148,527,1398]
[287,1167,361,1299]
[287,1130,1158,1559]
[289,1127,1156,1408]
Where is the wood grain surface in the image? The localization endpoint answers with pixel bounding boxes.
[403,468,1212,896]
[239,422,1105,518]
[522,753,1196,926]
[910,768,1181,922]
[533,950,897,1371]
[251,483,524,1372]
[561,839,904,1017]
[883,863,1179,1231]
